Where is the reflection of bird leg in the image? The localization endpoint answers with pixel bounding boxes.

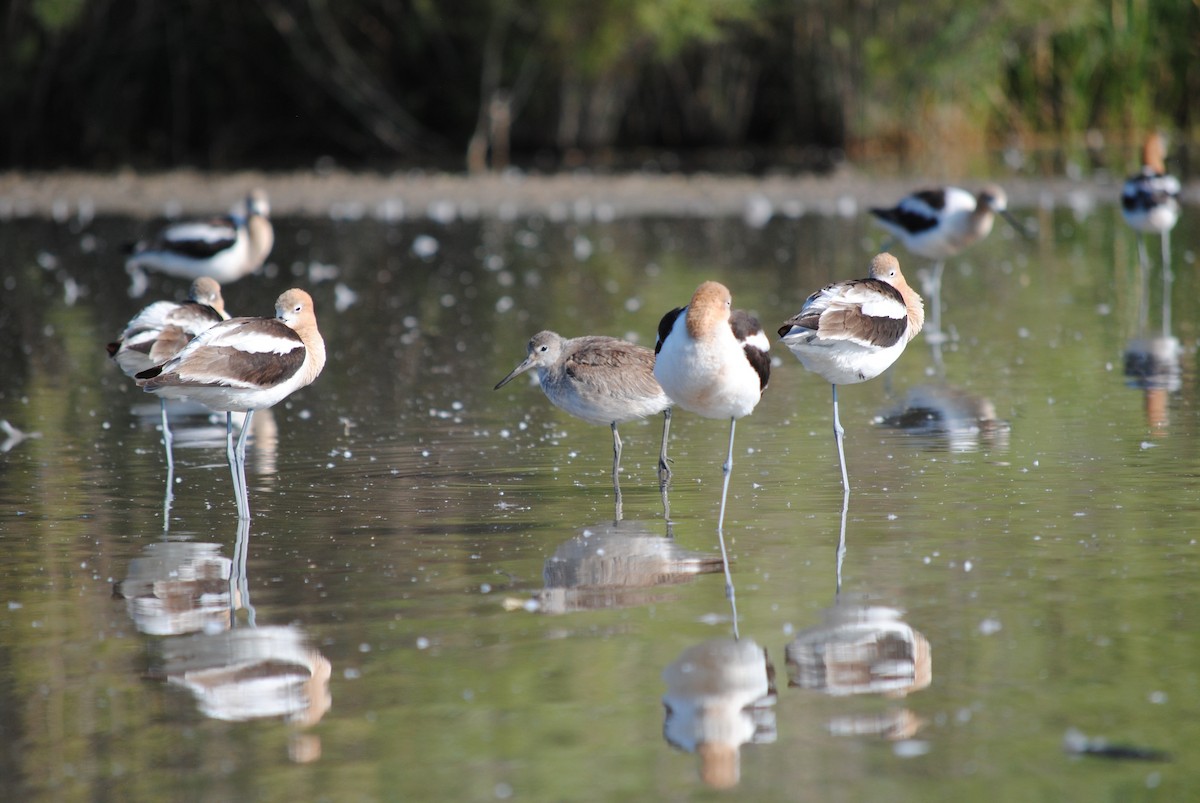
[162,458,174,534]
[922,261,946,344]
[160,398,175,477]
[610,423,623,523]
[1161,233,1172,338]
[231,518,256,628]
[660,478,672,526]
[160,400,175,533]
[930,260,944,335]
[835,484,848,597]
[1136,234,1151,273]
[728,591,740,642]
[1132,235,1151,335]
[927,336,946,381]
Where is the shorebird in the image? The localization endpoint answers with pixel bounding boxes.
[654,281,770,599]
[136,288,326,520]
[1122,133,1181,329]
[778,253,924,495]
[126,190,274,289]
[870,185,1018,338]
[108,277,230,474]
[494,331,674,504]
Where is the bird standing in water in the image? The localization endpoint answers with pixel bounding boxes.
[126,190,274,294]
[137,288,325,520]
[1122,133,1181,334]
[654,281,770,603]
[870,185,1017,340]
[108,276,230,475]
[778,253,924,497]
[494,331,673,517]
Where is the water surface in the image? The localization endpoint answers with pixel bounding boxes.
[1,196,1197,800]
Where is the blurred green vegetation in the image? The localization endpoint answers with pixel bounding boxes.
[1,0,1197,170]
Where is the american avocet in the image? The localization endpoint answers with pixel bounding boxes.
[1123,134,1181,239]
[136,289,326,520]
[126,190,274,289]
[654,281,770,598]
[778,253,924,495]
[1122,133,1181,328]
[108,277,230,474]
[494,331,673,510]
[869,185,1017,338]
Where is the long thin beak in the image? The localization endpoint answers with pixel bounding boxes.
[1000,209,1034,242]
[494,357,535,390]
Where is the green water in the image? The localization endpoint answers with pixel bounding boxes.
[0,198,1196,801]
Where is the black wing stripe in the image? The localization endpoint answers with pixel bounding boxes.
[655,306,686,355]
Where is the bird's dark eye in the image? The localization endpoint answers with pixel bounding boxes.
[539,345,548,352]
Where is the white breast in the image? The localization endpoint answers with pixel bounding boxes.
[654,315,762,420]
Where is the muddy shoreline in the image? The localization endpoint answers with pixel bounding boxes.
[0,168,1191,220]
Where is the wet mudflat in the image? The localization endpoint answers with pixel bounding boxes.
[1,193,1197,800]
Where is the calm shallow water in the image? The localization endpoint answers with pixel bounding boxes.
[2,195,1199,801]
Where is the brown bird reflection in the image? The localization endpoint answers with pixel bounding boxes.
[786,605,931,698]
[152,625,332,729]
[1122,200,1181,436]
[793,493,933,741]
[827,708,926,741]
[116,542,233,636]
[512,519,724,614]
[131,520,332,760]
[878,384,1009,452]
[662,638,777,790]
[1124,336,1181,435]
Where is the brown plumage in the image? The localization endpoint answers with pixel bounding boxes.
[108,276,229,376]
[495,330,674,500]
[136,288,325,520]
[107,276,230,476]
[778,253,924,495]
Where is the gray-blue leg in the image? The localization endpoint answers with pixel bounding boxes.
[832,385,850,495]
[610,422,624,523]
[657,407,673,486]
[1161,232,1173,337]
[234,410,255,520]
[231,517,256,627]
[226,412,241,517]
